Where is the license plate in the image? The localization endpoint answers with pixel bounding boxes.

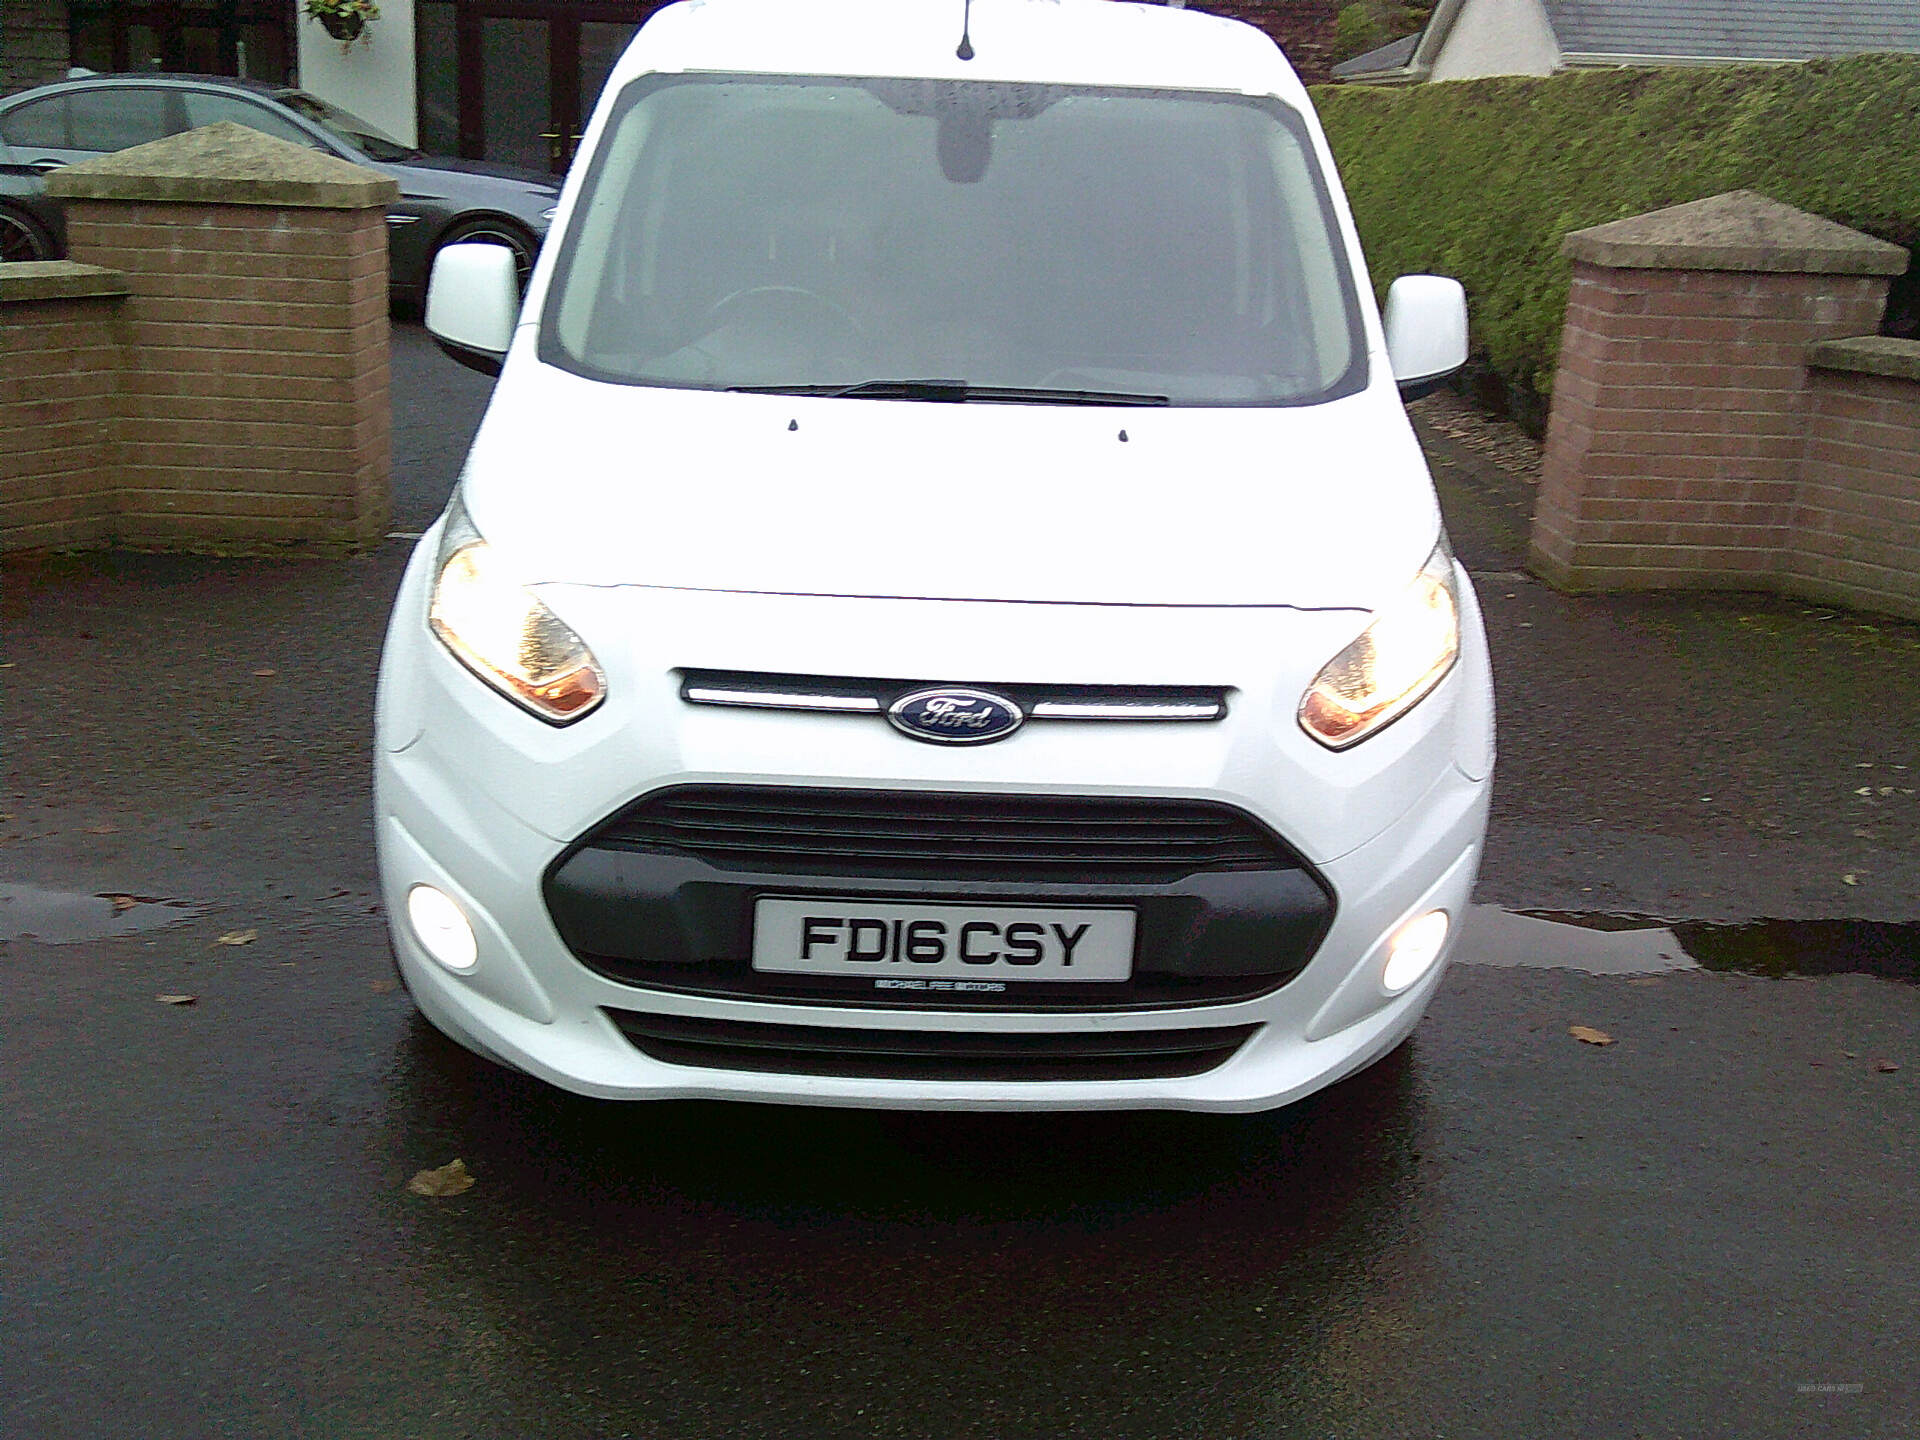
[752,897,1135,983]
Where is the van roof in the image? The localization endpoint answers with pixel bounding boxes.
[611,0,1305,105]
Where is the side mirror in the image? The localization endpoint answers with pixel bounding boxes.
[425,242,519,377]
[1383,275,1468,401]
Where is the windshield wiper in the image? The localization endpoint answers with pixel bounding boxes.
[728,379,1170,406]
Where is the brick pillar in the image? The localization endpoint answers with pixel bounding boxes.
[47,121,397,552]
[1532,191,1907,594]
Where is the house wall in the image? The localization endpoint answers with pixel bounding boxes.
[1,0,71,97]
[295,0,419,148]
[1430,0,1560,80]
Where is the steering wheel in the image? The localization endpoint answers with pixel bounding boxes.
[699,284,862,337]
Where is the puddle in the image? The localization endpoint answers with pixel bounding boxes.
[0,882,198,944]
[1458,905,1920,982]
[1668,918,1920,983]
[1456,907,1695,976]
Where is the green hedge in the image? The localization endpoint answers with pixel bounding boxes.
[1312,55,1920,402]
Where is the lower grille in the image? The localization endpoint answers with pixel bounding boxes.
[547,786,1338,1012]
[608,1010,1259,1082]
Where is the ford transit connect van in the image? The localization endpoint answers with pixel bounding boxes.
[377,0,1493,1111]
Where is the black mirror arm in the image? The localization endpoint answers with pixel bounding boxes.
[1396,367,1459,403]
[432,332,504,378]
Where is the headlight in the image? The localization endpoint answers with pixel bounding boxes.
[1299,538,1460,749]
[427,496,605,723]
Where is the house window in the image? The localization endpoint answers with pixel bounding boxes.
[415,0,652,172]
[70,2,292,84]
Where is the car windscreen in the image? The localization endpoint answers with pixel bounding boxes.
[541,75,1367,407]
[276,90,415,161]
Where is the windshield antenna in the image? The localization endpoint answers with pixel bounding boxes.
[956,0,975,60]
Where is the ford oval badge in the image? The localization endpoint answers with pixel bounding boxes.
[887,687,1025,745]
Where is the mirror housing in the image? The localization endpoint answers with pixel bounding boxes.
[1383,275,1468,401]
[425,242,519,378]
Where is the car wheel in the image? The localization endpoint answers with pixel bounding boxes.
[0,206,57,264]
[435,218,537,295]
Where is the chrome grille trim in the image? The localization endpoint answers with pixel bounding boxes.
[683,686,883,713]
[679,670,1227,722]
[1028,700,1225,720]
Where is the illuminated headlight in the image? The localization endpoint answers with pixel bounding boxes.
[428,496,605,723]
[1299,538,1460,749]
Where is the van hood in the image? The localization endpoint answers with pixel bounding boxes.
[460,360,1442,610]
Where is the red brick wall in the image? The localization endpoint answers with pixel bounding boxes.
[1195,0,1344,82]
[0,292,124,550]
[1794,371,1920,618]
[0,0,70,97]
[1534,263,1889,592]
[63,198,392,548]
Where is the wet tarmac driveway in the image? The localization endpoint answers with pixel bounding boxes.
[5,892,1915,1440]
[3,335,1918,1438]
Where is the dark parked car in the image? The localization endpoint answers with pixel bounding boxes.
[0,161,61,262]
[0,74,559,303]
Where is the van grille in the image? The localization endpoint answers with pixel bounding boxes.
[584,785,1293,884]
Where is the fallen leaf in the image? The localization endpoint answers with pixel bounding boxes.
[252,667,277,678]
[214,929,257,946]
[1569,1025,1615,1046]
[369,978,396,995]
[157,994,196,1006]
[1842,874,1858,886]
[406,1159,474,1197]
[1875,1060,1901,1074]
[1843,1051,1858,1059]
[107,894,139,912]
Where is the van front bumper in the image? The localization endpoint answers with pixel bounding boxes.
[374,537,1494,1112]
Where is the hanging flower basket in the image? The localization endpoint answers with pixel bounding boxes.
[306,0,379,50]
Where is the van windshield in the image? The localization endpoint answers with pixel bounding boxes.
[543,75,1366,406]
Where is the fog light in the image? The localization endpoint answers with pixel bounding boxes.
[1383,909,1449,993]
[408,884,477,972]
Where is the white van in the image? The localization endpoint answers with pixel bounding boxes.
[378,0,1493,1111]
